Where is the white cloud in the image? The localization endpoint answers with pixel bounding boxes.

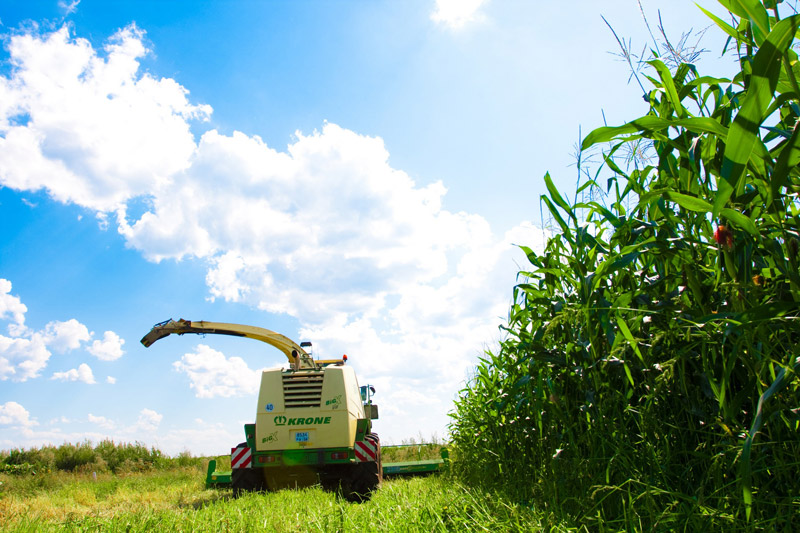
[0,24,210,213]
[51,362,96,384]
[0,401,38,427]
[0,280,47,380]
[88,331,125,361]
[0,279,125,381]
[0,333,51,381]
[0,278,27,330]
[42,319,91,353]
[88,413,114,429]
[106,375,117,384]
[431,0,490,29]
[96,211,110,231]
[58,0,81,15]
[135,408,163,431]
[118,124,502,330]
[173,344,263,398]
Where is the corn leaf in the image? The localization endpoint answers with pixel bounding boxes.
[697,4,744,42]
[715,15,800,217]
[663,191,713,212]
[616,316,644,362]
[541,196,571,239]
[771,120,800,203]
[582,116,728,149]
[720,207,759,236]
[720,0,770,44]
[649,60,688,118]
[544,172,576,223]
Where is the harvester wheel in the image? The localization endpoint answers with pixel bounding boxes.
[341,432,382,502]
[319,464,346,492]
[343,461,381,503]
[232,467,264,496]
[369,433,383,484]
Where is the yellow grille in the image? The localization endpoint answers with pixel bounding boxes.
[282,371,324,408]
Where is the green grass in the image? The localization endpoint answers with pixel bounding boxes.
[0,466,555,532]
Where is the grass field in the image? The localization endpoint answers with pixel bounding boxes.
[0,465,556,532]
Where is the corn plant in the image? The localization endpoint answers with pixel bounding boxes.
[450,0,800,529]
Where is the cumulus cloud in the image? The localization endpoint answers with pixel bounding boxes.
[0,279,125,381]
[51,362,96,384]
[0,25,547,440]
[42,319,91,353]
[82,408,163,433]
[88,413,114,429]
[173,344,263,398]
[0,401,38,427]
[106,375,117,384]
[0,279,27,331]
[0,333,51,382]
[87,331,125,361]
[431,0,490,29]
[0,24,210,213]
[135,408,163,431]
[117,123,524,334]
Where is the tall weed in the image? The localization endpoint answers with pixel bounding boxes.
[1,441,201,474]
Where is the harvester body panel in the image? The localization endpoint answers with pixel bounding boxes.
[255,366,365,451]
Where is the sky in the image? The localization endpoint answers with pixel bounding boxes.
[0,0,738,455]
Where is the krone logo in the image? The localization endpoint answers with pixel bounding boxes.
[272,415,332,426]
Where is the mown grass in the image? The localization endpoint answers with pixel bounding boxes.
[0,466,555,532]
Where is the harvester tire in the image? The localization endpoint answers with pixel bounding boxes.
[343,461,381,503]
[319,465,346,493]
[370,432,383,484]
[342,432,382,502]
[232,467,264,496]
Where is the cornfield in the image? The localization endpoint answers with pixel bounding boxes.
[449,1,800,529]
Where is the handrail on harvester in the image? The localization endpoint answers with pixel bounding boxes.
[140,318,317,370]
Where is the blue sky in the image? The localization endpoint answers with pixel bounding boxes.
[0,0,736,455]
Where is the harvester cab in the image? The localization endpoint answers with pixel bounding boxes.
[361,385,379,421]
[141,318,382,501]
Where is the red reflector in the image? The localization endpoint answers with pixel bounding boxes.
[258,455,277,463]
[331,452,349,460]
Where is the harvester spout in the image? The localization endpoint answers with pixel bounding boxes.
[140,318,316,369]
